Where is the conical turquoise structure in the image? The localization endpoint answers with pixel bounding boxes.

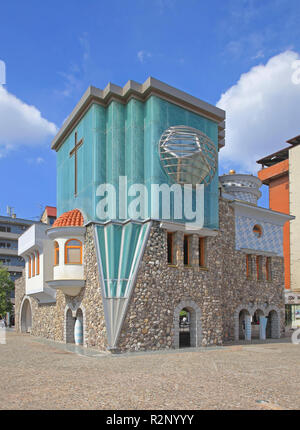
[94,221,151,348]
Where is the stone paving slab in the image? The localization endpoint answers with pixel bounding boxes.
[1,331,300,410]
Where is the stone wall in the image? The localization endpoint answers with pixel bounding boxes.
[15,273,64,340]
[15,225,108,350]
[117,198,285,352]
[15,198,285,353]
[118,223,225,352]
[218,198,285,341]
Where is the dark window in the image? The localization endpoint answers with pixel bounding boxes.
[199,237,205,267]
[256,256,262,280]
[253,224,263,238]
[266,257,272,281]
[0,258,10,264]
[167,232,174,265]
[183,235,190,266]
[0,226,11,232]
[246,254,252,278]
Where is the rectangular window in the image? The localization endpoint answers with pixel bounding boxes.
[167,232,174,265]
[32,254,35,277]
[66,247,81,264]
[36,252,40,275]
[246,254,252,278]
[199,237,205,267]
[256,255,262,280]
[183,235,190,266]
[266,257,271,281]
[0,258,10,264]
[28,257,31,278]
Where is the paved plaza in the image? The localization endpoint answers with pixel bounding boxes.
[1,330,300,410]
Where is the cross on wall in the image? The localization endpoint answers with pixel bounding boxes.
[69,131,84,197]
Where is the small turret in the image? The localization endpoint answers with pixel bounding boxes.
[220,171,262,205]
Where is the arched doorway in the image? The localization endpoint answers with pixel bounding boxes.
[238,309,251,340]
[20,298,32,333]
[179,308,191,347]
[74,308,83,345]
[65,308,75,343]
[266,309,280,339]
[174,300,202,348]
[251,309,267,340]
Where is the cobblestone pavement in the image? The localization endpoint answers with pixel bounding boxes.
[1,331,300,410]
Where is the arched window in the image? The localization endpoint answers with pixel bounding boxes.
[65,239,82,265]
[36,251,40,275]
[32,253,35,277]
[54,241,59,265]
[28,256,31,278]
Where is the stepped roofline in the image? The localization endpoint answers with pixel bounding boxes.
[51,77,225,151]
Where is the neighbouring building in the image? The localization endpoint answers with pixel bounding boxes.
[0,207,57,325]
[40,206,57,226]
[15,78,291,352]
[0,213,36,324]
[257,134,300,329]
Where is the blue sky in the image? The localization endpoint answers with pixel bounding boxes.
[1,0,300,219]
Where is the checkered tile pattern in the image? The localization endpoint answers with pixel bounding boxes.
[235,215,283,255]
[230,191,257,204]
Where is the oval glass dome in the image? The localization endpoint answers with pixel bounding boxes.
[159,125,217,186]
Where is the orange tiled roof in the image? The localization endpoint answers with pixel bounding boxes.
[53,209,83,227]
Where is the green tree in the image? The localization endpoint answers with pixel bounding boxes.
[0,264,14,318]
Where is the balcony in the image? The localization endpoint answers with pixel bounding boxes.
[18,223,56,304]
[0,232,19,240]
[18,223,47,255]
[45,227,86,297]
[0,248,18,256]
[46,279,85,297]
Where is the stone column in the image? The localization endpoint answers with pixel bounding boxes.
[174,231,184,267]
[259,316,267,340]
[245,315,251,340]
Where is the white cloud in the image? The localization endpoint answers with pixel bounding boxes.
[0,86,57,156]
[55,33,90,98]
[137,50,152,63]
[251,50,265,60]
[217,50,300,174]
[26,157,45,165]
